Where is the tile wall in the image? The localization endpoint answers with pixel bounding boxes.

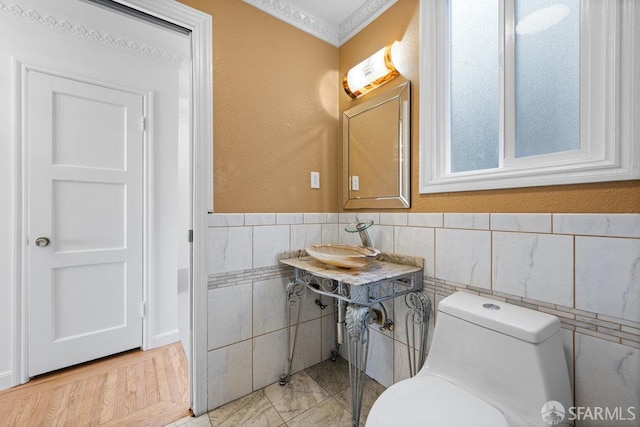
[206,213,340,409]
[207,212,640,425]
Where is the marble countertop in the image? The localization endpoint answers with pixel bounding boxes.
[279,256,423,287]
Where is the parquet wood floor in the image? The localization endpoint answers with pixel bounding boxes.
[0,342,190,426]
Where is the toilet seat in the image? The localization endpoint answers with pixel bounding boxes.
[366,375,509,427]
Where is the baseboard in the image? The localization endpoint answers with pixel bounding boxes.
[0,370,13,391]
[152,328,180,348]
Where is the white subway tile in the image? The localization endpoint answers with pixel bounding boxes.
[444,213,490,230]
[574,333,640,420]
[370,225,394,253]
[493,232,573,307]
[622,339,640,350]
[208,285,252,350]
[340,223,390,250]
[338,212,379,224]
[596,314,640,330]
[435,228,491,289]
[321,314,337,361]
[253,277,288,336]
[560,329,575,394]
[338,227,362,246]
[245,213,276,226]
[379,213,408,226]
[253,329,287,390]
[576,236,640,323]
[554,214,640,238]
[365,330,394,388]
[394,226,435,277]
[289,289,323,324]
[208,213,244,227]
[393,340,412,384]
[253,225,290,268]
[208,227,252,274]
[208,340,253,409]
[321,223,339,244]
[621,325,640,337]
[490,213,551,233]
[290,224,322,251]
[290,320,322,374]
[303,213,327,224]
[408,213,443,228]
[277,213,303,225]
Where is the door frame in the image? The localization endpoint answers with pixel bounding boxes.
[11,0,212,416]
[91,1,213,416]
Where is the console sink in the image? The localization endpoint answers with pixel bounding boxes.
[305,244,380,269]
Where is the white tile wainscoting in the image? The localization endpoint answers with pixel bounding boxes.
[207,212,640,425]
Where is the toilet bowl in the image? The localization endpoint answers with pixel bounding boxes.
[366,292,572,427]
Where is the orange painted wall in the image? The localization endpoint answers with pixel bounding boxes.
[182,0,639,213]
[178,0,340,212]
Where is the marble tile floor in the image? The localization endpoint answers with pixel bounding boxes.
[167,356,386,427]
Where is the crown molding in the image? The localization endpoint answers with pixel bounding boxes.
[339,0,397,45]
[243,0,338,46]
[243,0,397,47]
[0,1,185,67]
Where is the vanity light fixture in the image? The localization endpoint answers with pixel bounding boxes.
[343,41,400,99]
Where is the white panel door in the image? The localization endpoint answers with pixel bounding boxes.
[28,70,144,376]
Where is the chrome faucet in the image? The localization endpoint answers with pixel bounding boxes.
[345,216,374,247]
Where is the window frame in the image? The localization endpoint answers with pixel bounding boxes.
[419,0,639,194]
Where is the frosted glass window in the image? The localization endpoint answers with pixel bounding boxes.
[515,0,580,157]
[421,0,638,194]
[449,0,500,173]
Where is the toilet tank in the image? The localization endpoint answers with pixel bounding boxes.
[422,292,573,426]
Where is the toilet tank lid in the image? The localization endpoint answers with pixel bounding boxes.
[438,292,561,343]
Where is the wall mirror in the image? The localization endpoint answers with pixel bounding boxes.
[343,81,410,209]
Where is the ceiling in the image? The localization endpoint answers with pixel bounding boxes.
[243,0,398,47]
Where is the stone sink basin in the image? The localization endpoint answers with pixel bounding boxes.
[305,244,380,269]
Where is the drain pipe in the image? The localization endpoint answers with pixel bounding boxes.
[373,302,394,331]
[337,299,346,345]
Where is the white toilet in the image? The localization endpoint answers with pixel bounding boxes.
[367,292,573,427]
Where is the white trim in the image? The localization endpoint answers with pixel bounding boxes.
[0,2,185,67]
[0,371,11,390]
[152,328,181,348]
[243,0,397,47]
[243,0,338,46]
[338,0,398,46]
[189,10,213,417]
[419,0,639,194]
[112,0,213,416]
[142,91,154,352]
[12,56,27,387]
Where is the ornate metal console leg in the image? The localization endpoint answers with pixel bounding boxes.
[345,304,375,427]
[404,292,432,377]
[279,280,307,385]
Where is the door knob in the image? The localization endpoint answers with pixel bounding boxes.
[35,237,50,247]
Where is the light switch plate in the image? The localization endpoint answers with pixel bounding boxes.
[310,171,320,189]
[352,175,359,191]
